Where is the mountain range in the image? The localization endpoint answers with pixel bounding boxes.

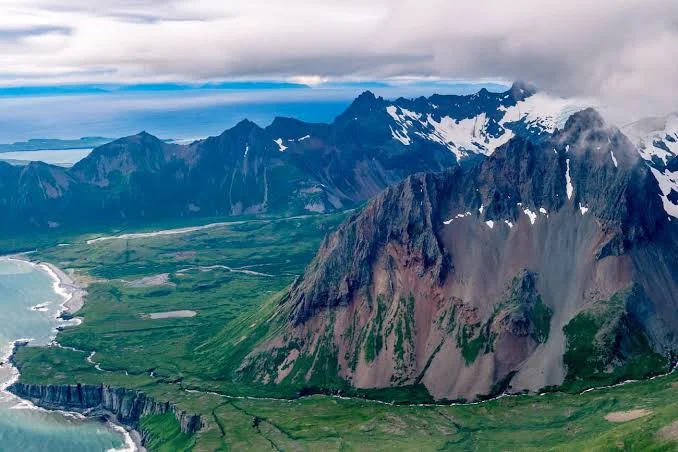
[5,81,656,234]
[238,108,678,400]
[2,82,677,400]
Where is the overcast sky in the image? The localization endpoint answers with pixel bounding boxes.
[1,0,677,122]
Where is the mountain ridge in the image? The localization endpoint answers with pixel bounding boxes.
[237,109,677,400]
[0,83,574,234]
[1,84,674,235]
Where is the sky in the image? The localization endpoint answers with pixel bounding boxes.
[0,0,677,124]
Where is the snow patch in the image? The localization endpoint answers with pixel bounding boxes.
[566,159,574,200]
[273,138,287,152]
[499,93,592,134]
[478,204,484,214]
[386,106,418,146]
[623,113,678,165]
[579,203,589,215]
[485,220,495,229]
[504,220,514,228]
[389,125,411,145]
[421,113,513,159]
[539,207,548,215]
[443,211,472,225]
[610,150,618,167]
[523,208,537,224]
[297,135,310,141]
[244,143,249,157]
[650,167,678,218]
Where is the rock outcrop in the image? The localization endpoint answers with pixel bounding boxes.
[9,382,203,436]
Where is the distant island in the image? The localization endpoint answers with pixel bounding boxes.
[0,137,113,153]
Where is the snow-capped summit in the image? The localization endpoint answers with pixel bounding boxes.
[382,83,593,159]
[623,113,678,165]
[623,113,678,218]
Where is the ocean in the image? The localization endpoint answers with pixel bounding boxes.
[0,258,131,451]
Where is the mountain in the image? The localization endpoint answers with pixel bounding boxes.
[0,82,594,234]
[238,109,677,401]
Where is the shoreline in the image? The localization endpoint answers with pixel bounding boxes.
[0,255,145,452]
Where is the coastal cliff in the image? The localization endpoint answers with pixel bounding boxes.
[9,382,203,440]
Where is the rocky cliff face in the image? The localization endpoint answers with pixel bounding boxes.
[238,109,677,400]
[9,382,203,436]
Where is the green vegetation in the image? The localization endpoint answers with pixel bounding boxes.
[364,295,387,363]
[8,215,678,450]
[139,413,195,451]
[454,271,554,366]
[531,299,552,343]
[457,322,491,364]
[562,285,669,392]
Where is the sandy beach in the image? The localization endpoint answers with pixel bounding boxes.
[37,262,87,314]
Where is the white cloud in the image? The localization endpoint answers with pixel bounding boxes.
[0,0,676,122]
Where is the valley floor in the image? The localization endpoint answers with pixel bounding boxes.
[4,213,678,451]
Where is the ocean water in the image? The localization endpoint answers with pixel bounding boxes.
[0,258,130,452]
[0,148,93,166]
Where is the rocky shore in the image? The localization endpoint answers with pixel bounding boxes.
[2,256,204,450]
[9,382,204,444]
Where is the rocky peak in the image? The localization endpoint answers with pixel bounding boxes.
[223,119,265,141]
[288,170,451,325]
[509,80,537,101]
[287,110,669,325]
[233,118,261,130]
[334,90,385,123]
[70,131,171,186]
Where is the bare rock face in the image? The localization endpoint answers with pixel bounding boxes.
[239,109,677,401]
[9,383,203,437]
[287,170,451,325]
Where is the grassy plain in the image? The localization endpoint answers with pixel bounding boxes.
[9,212,678,451]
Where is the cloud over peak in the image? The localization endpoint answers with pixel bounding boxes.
[0,0,677,121]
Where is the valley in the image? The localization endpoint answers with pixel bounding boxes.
[4,209,678,451]
[1,87,676,451]
[3,1,677,450]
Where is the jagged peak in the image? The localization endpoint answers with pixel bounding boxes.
[509,80,537,100]
[335,90,385,123]
[346,90,382,110]
[234,118,261,129]
[221,118,264,137]
[562,107,606,132]
[354,90,377,102]
[554,107,642,163]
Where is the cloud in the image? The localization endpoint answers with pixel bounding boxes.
[0,0,676,122]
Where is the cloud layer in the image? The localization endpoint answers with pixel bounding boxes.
[1,0,677,121]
